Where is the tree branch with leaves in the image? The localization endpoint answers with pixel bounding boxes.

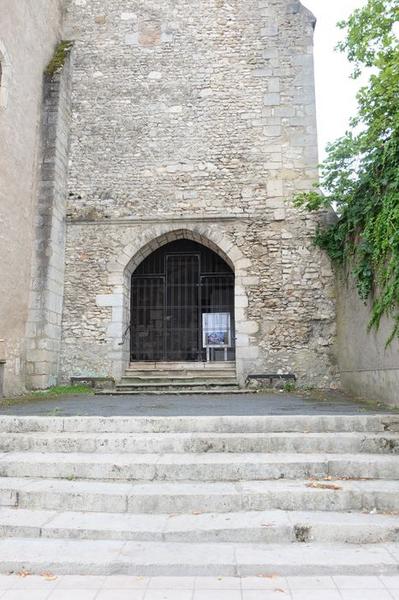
[294,0,399,344]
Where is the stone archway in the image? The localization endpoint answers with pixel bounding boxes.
[101,224,258,384]
[130,238,235,363]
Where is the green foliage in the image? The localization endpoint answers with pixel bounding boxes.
[45,41,73,77]
[2,385,93,408]
[34,385,93,396]
[283,381,296,393]
[294,0,399,344]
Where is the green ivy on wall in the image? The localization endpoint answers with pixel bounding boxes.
[294,0,399,344]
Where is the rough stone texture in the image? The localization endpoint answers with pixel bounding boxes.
[0,416,398,576]
[336,273,399,407]
[4,0,396,399]
[0,0,63,395]
[64,0,319,220]
[59,0,337,387]
[25,51,73,390]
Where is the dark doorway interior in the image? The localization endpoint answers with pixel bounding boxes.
[130,240,235,362]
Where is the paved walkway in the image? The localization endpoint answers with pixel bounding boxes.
[0,390,394,416]
[0,575,398,599]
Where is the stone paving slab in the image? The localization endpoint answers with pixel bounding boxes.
[3,476,399,514]
[1,430,397,454]
[0,390,397,417]
[0,415,397,434]
[0,539,399,577]
[1,451,399,481]
[0,575,398,598]
[1,507,399,544]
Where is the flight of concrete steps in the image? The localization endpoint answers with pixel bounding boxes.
[106,361,242,394]
[0,414,398,575]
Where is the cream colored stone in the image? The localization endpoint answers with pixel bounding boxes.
[96,295,123,308]
[0,1,63,395]
[267,180,284,197]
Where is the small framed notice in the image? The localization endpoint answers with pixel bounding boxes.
[202,313,231,348]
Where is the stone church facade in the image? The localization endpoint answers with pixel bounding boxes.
[0,0,338,395]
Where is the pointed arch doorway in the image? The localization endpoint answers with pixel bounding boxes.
[130,239,235,362]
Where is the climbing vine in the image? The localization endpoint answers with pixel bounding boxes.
[294,0,399,344]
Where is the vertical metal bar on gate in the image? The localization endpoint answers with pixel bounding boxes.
[130,242,235,362]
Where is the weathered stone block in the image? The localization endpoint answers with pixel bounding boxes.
[96,294,123,308]
[267,180,284,197]
[264,93,281,106]
[273,209,286,221]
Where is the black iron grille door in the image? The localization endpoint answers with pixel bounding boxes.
[130,240,235,362]
[131,276,165,362]
[165,254,200,361]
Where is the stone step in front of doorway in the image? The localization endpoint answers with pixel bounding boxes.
[111,361,240,394]
[0,415,398,576]
[96,388,251,395]
[112,384,243,393]
[116,381,240,391]
[127,362,237,370]
[121,371,237,384]
[124,364,238,380]
[122,371,239,380]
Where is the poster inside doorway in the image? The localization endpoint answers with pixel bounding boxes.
[202,313,231,348]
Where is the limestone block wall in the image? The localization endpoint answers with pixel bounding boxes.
[337,275,399,407]
[61,216,336,387]
[65,0,320,220]
[60,0,337,387]
[25,54,73,389]
[0,0,63,395]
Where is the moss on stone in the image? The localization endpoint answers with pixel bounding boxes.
[1,385,93,407]
[45,40,73,77]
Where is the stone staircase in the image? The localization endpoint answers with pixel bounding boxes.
[0,414,398,575]
[106,361,242,394]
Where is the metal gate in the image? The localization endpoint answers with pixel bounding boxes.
[130,241,235,362]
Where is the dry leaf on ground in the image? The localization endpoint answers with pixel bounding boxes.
[17,569,31,578]
[41,572,57,581]
[306,481,342,490]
